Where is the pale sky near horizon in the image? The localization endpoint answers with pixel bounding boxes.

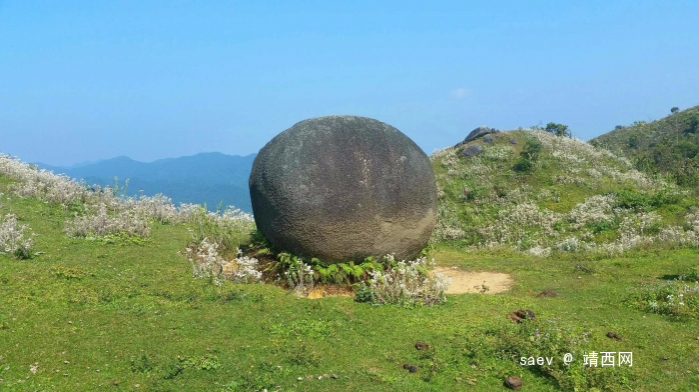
[1,1,698,166]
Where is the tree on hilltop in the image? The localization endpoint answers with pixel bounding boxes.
[544,122,571,137]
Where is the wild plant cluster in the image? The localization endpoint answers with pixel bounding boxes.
[354,255,451,306]
[431,131,699,257]
[627,278,699,319]
[0,213,34,259]
[0,154,255,241]
[466,319,633,390]
[186,237,262,285]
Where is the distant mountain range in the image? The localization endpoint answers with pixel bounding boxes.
[36,152,256,212]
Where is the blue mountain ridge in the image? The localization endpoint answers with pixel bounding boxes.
[35,152,256,212]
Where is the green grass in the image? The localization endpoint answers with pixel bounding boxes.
[1,178,699,391]
[431,129,699,254]
[592,104,699,185]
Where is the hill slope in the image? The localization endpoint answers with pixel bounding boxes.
[430,130,699,256]
[36,152,255,212]
[2,145,699,391]
[592,105,699,185]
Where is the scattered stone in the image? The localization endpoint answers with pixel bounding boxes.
[483,135,495,143]
[537,290,557,297]
[504,375,522,390]
[509,138,518,144]
[249,115,438,263]
[606,332,623,341]
[415,342,429,350]
[462,145,483,157]
[661,356,669,361]
[297,377,303,381]
[689,206,698,212]
[507,309,535,323]
[402,364,418,373]
[322,374,329,379]
[317,376,323,380]
[331,374,338,379]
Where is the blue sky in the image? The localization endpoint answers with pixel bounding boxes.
[1,0,698,166]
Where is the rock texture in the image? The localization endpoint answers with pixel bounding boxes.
[505,375,522,390]
[456,126,499,146]
[462,145,483,157]
[249,115,438,263]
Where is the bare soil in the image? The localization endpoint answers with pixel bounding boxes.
[307,285,355,299]
[434,266,513,294]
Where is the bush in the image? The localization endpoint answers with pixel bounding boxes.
[521,137,543,161]
[628,135,639,148]
[680,266,699,282]
[512,157,534,173]
[676,141,698,159]
[0,214,34,259]
[354,255,450,306]
[65,203,150,238]
[186,238,262,285]
[626,279,699,319]
[612,189,680,210]
[685,114,699,134]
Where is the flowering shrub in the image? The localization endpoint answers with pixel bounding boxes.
[480,202,562,246]
[525,246,551,257]
[284,259,315,297]
[567,195,616,230]
[0,214,34,259]
[0,154,255,243]
[355,255,450,306]
[627,279,699,319]
[183,204,256,250]
[481,145,514,161]
[65,203,151,238]
[187,237,262,285]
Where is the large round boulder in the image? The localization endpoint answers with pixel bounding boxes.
[249,115,438,263]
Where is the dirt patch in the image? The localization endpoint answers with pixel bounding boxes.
[306,267,512,298]
[435,266,513,294]
[307,285,355,299]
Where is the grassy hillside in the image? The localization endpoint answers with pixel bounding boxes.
[430,130,699,257]
[592,105,699,186]
[1,150,698,391]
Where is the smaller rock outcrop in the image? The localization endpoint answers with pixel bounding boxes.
[456,126,499,146]
[505,375,522,390]
[462,145,483,157]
